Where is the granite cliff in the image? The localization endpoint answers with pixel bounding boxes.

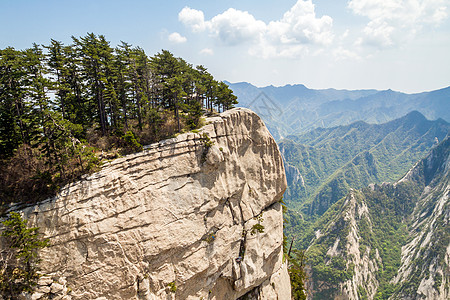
[1,108,291,299]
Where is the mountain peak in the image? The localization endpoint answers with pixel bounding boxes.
[404,110,427,121]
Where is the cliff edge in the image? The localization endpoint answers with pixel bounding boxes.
[2,108,290,299]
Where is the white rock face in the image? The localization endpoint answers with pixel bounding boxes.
[3,108,290,300]
[339,192,380,300]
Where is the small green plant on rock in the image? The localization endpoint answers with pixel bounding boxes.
[203,232,216,243]
[200,132,215,163]
[201,132,215,148]
[250,213,265,235]
[168,281,177,293]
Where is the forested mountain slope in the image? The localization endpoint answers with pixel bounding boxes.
[302,137,450,299]
[228,81,450,140]
[281,111,449,215]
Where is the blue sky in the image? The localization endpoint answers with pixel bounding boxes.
[1,0,449,93]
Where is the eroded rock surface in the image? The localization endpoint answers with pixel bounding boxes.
[3,108,290,300]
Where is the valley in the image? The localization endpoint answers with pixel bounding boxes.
[304,137,449,299]
[233,82,450,299]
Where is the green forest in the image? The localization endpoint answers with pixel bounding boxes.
[0,33,237,209]
[285,134,449,299]
[282,112,449,249]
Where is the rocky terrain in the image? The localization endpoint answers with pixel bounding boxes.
[305,137,449,299]
[1,108,291,300]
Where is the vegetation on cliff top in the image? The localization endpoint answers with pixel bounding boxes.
[0,33,237,209]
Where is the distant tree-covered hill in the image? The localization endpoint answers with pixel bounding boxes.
[281,111,449,214]
[227,81,450,140]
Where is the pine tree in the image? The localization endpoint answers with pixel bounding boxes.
[73,33,111,135]
[0,47,31,156]
[0,34,238,206]
[289,249,308,300]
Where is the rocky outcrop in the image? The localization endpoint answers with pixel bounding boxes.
[338,192,381,300]
[391,137,450,300]
[305,190,381,300]
[283,163,304,188]
[1,108,290,299]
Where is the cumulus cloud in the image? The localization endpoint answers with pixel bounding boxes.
[168,32,187,44]
[178,7,206,32]
[208,8,266,45]
[200,48,214,55]
[179,0,334,58]
[348,0,449,47]
[267,0,333,46]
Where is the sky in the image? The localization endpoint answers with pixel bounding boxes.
[1,0,449,93]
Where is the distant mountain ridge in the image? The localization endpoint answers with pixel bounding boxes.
[227,81,450,140]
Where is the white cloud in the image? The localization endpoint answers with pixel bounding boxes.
[179,1,334,58]
[267,0,334,46]
[333,46,361,61]
[348,0,449,47]
[178,7,206,32]
[168,32,187,44]
[208,8,266,45]
[200,48,214,55]
[342,29,349,39]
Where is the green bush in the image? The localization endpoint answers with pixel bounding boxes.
[0,212,49,297]
[250,213,265,235]
[168,281,177,293]
[120,131,143,155]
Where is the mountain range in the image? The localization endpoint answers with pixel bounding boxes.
[304,136,449,299]
[281,111,449,218]
[228,81,450,299]
[227,82,450,140]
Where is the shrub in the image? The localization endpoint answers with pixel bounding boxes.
[168,281,177,293]
[0,212,49,297]
[250,213,265,235]
[120,131,143,155]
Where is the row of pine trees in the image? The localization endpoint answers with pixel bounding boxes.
[0,33,238,206]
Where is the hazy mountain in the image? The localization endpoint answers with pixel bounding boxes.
[227,81,450,140]
[302,137,450,299]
